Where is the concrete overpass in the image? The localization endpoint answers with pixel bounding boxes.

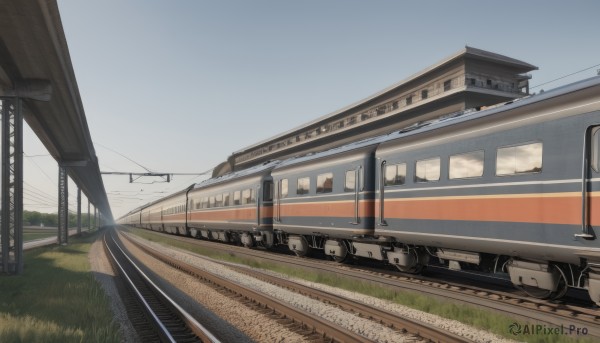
[0,0,112,273]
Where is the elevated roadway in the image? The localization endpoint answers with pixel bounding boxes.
[0,0,112,272]
[0,0,111,219]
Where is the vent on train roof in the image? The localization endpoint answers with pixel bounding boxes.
[397,108,479,134]
[398,121,431,133]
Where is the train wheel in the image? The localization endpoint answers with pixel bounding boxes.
[289,236,310,257]
[516,264,568,300]
[550,265,569,300]
[395,263,425,274]
[393,248,429,274]
[325,240,348,263]
[241,233,255,248]
[517,285,553,299]
[332,255,347,263]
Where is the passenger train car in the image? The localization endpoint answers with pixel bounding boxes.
[186,161,278,247]
[119,76,600,304]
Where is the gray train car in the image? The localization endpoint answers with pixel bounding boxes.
[117,76,600,304]
[271,139,378,261]
[374,77,600,301]
[157,188,189,235]
[186,161,279,247]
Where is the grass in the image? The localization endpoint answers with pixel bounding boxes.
[126,226,595,343]
[23,227,57,241]
[0,229,121,343]
[23,227,95,242]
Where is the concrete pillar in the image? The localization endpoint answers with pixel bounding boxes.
[76,188,81,235]
[87,200,91,231]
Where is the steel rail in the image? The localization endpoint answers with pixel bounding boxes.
[119,231,370,343]
[104,231,220,343]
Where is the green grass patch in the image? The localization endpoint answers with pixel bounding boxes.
[0,230,121,343]
[23,228,57,242]
[23,232,56,241]
[126,227,595,343]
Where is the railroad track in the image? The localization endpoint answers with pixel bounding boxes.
[123,227,600,338]
[119,230,474,343]
[103,230,220,343]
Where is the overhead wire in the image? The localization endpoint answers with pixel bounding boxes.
[530,62,600,90]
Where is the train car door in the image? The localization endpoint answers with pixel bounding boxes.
[348,166,361,224]
[378,160,387,226]
[580,126,600,239]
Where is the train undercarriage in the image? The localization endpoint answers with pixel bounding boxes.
[161,224,600,305]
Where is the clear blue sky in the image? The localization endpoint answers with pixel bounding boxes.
[22,1,600,219]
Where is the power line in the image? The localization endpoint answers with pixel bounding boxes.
[95,141,154,172]
[24,153,56,186]
[531,62,600,90]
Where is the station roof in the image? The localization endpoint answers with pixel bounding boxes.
[234,46,538,156]
[0,0,112,220]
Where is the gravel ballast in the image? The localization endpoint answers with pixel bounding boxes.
[123,232,518,343]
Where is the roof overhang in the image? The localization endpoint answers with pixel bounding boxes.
[0,0,112,220]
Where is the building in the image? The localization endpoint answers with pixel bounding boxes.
[214,46,538,177]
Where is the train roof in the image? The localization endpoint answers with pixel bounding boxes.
[273,135,386,170]
[192,159,280,190]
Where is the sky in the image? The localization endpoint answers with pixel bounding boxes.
[21,0,600,219]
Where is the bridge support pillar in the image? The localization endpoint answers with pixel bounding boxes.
[0,97,23,274]
[88,200,91,231]
[57,165,68,245]
[76,188,82,235]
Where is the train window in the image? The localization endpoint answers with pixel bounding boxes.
[223,192,230,206]
[592,128,600,172]
[316,173,333,193]
[189,199,194,210]
[297,177,310,195]
[250,188,256,203]
[281,179,288,198]
[201,197,208,209]
[215,194,223,207]
[242,189,251,204]
[209,196,215,208]
[385,163,406,186]
[344,170,355,192]
[496,142,542,176]
[233,191,240,205]
[415,157,440,182]
[263,181,273,202]
[449,150,484,179]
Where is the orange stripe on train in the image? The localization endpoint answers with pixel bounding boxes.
[279,200,374,218]
[188,206,273,221]
[375,193,600,225]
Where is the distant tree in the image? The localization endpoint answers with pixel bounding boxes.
[23,210,43,226]
[22,210,93,228]
[42,213,58,227]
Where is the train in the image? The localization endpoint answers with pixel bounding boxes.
[119,76,600,305]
